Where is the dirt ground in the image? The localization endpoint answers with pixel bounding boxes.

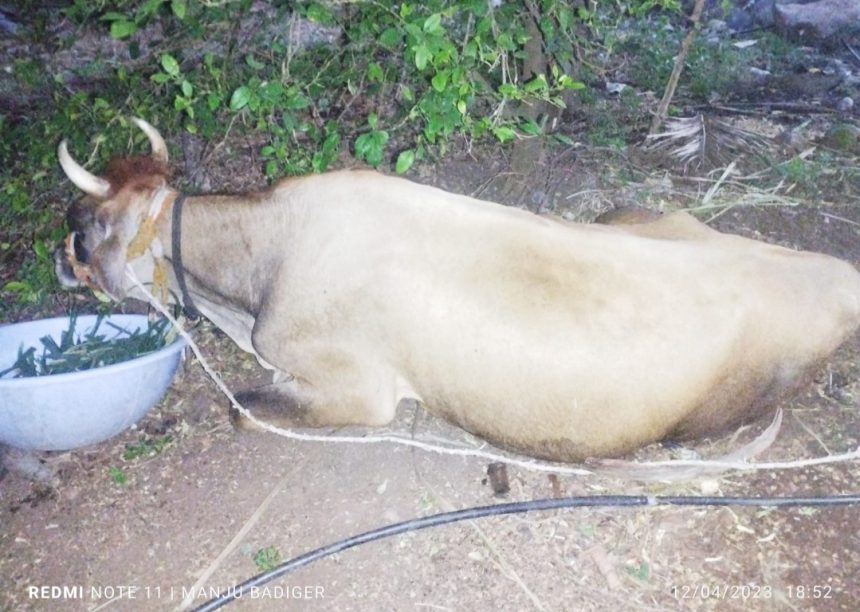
[2,139,860,612]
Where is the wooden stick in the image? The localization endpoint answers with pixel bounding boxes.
[649,0,707,135]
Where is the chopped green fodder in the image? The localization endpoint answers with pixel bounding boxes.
[1,314,174,378]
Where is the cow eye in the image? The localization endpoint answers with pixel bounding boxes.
[93,209,111,233]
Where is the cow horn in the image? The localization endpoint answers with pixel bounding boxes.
[131,117,168,163]
[58,140,111,198]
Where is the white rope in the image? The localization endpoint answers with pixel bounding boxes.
[597,448,860,472]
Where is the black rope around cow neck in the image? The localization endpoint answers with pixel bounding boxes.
[171,192,201,319]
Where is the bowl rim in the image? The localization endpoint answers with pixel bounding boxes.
[0,314,186,387]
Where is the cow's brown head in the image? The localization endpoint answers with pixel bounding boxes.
[56,118,173,300]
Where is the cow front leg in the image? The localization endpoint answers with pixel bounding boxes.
[229,369,400,430]
[230,377,314,429]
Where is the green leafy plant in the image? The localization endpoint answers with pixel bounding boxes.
[778,155,825,195]
[98,0,189,40]
[253,546,282,571]
[212,1,587,175]
[109,465,128,485]
[123,435,174,460]
[0,315,173,378]
[626,560,651,581]
[151,54,197,123]
[354,114,390,167]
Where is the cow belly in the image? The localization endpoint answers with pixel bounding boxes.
[384,262,833,460]
[411,348,802,461]
[398,304,742,460]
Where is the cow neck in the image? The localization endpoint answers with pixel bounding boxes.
[171,191,201,319]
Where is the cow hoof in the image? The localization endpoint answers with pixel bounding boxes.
[228,403,264,432]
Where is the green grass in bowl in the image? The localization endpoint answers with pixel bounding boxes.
[1,314,175,378]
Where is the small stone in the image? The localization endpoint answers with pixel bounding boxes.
[774,0,860,47]
[700,479,720,496]
[749,66,772,84]
[486,462,510,496]
[727,8,754,32]
[707,19,727,32]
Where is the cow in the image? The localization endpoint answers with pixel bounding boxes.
[54,118,860,462]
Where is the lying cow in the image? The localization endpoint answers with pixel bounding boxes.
[55,119,860,462]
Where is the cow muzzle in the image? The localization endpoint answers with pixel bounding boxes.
[55,232,94,288]
[54,243,81,288]
[55,232,120,301]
